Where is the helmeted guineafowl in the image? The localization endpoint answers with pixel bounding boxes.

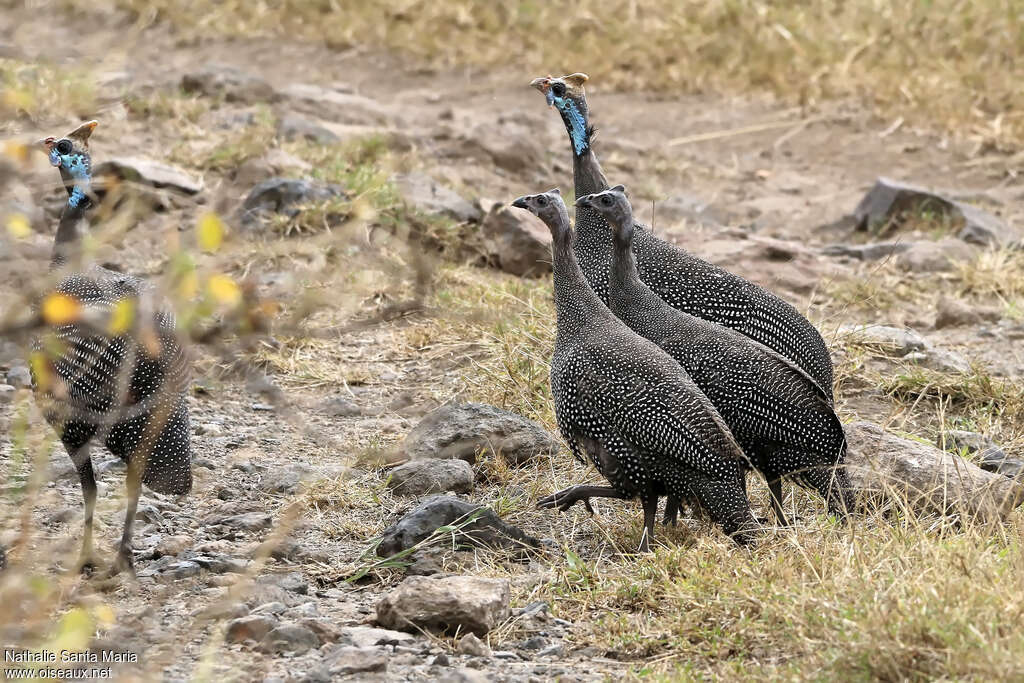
[530,73,835,400]
[577,185,855,523]
[510,189,759,550]
[34,121,192,575]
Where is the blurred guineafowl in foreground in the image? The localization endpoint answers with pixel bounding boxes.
[511,189,759,549]
[530,73,835,401]
[34,121,192,575]
[578,186,855,524]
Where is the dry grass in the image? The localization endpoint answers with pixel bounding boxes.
[0,58,96,128]
[113,0,1024,151]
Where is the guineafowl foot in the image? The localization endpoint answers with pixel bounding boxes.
[77,556,98,576]
[107,547,136,578]
[662,496,687,526]
[537,485,628,514]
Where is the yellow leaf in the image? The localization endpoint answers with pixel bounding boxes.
[2,88,34,112]
[2,140,30,164]
[177,270,199,300]
[108,299,135,335]
[207,274,241,306]
[5,213,31,239]
[41,293,81,325]
[93,604,116,628]
[47,608,93,654]
[197,212,225,253]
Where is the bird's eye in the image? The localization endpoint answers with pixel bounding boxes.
[601,196,612,206]
[552,83,566,97]
[538,197,548,206]
[56,140,72,155]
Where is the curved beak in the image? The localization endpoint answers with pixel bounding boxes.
[37,137,60,167]
[530,76,556,107]
[575,195,594,209]
[511,196,529,210]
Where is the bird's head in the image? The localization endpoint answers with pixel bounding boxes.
[511,188,570,242]
[575,184,634,243]
[38,120,97,207]
[530,73,592,156]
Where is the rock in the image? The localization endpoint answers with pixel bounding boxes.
[907,348,972,375]
[463,128,543,175]
[393,173,481,223]
[209,511,273,532]
[376,575,511,636]
[193,600,248,621]
[5,364,31,388]
[259,464,310,495]
[377,495,542,556]
[259,623,321,655]
[387,459,474,496]
[403,403,559,465]
[822,242,912,262]
[299,618,339,643]
[853,177,1020,246]
[0,384,14,403]
[278,83,390,125]
[481,203,552,277]
[456,632,492,657]
[844,422,1024,520]
[225,615,279,644]
[520,635,547,651]
[276,114,340,144]
[310,645,388,678]
[896,238,976,273]
[651,193,731,229]
[320,395,364,417]
[270,572,309,595]
[337,626,419,649]
[93,157,203,195]
[934,297,1001,329]
[436,669,490,683]
[837,323,927,357]
[156,561,203,582]
[939,430,1024,481]
[239,177,346,229]
[181,65,278,104]
[246,582,311,609]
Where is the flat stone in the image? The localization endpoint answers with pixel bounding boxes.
[208,511,273,532]
[181,65,278,104]
[482,203,552,277]
[376,575,511,636]
[897,238,976,273]
[845,421,1024,520]
[934,297,1001,329]
[403,403,559,465]
[393,173,481,223]
[311,645,388,678]
[239,177,346,229]
[337,626,419,649]
[377,495,542,556]
[456,632,492,657]
[258,623,321,655]
[837,323,926,357]
[821,241,913,262]
[258,464,311,495]
[278,83,390,125]
[387,459,474,496]
[94,157,203,195]
[225,615,279,644]
[276,114,340,144]
[853,177,1020,246]
[906,348,972,375]
[320,396,364,417]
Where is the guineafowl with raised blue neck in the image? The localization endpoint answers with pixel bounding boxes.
[34,121,192,576]
[530,73,834,402]
[511,189,759,550]
[578,185,855,524]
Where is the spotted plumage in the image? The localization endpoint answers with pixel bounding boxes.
[512,189,759,549]
[530,74,835,401]
[578,186,855,523]
[34,121,192,575]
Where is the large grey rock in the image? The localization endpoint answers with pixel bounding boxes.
[463,128,544,175]
[934,297,1001,329]
[837,323,926,357]
[896,238,976,273]
[224,615,279,644]
[403,403,559,465]
[482,203,552,277]
[845,422,1024,520]
[94,157,203,195]
[306,645,388,680]
[822,241,912,262]
[387,459,474,496]
[904,348,971,375]
[279,83,390,125]
[337,626,419,648]
[376,575,510,636]
[393,173,481,223]
[181,65,277,104]
[376,495,541,557]
[854,177,1020,246]
[939,430,1024,481]
[239,177,346,228]
[259,623,321,654]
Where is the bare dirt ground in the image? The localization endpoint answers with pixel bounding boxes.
[2,3,1023,682]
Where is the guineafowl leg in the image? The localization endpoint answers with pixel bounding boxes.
[537,485,629,514]
[72,446,97,574]
[767,476,789,527]
[638,496,658,553]
[111,459,142,576]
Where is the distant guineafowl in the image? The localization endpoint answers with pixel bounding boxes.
[530,73,835,401]
[577,185,855,523]
[34,121,192,575]
[511,189,759,549]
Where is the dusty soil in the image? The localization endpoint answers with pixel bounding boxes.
[2,3,1023,682]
